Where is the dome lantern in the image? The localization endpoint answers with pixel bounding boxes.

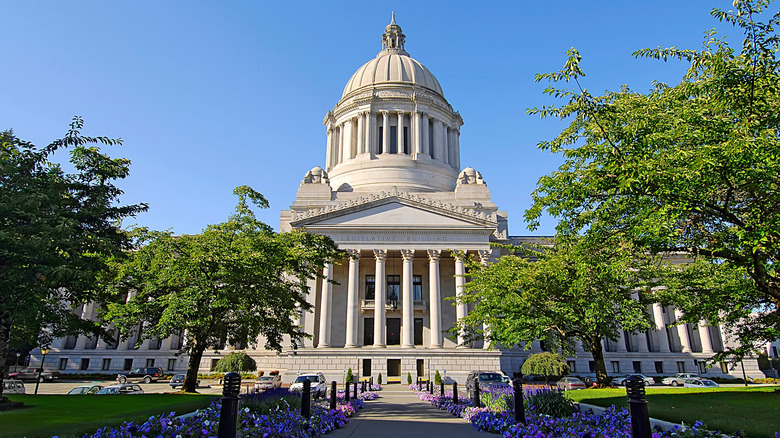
[381,12,406,53]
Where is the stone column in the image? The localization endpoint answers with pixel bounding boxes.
[440,123,449,165]
[445,127,452,165]
[368,112,377,154]
[413,111,422,155]
[342,120,353,162]
[381,112,390,154]
[401,249,415,348]
[421,113,430,156]
[345,250,360,348]
[373,250,387,347]
[325,128,333,170]
[428,250,443,348]
[337,125,344,165]
[432,120,441,162]
[674,309,692,353]
[301,277,318,348]
[75,302,95,350]
[478,250,492,350]
[636,331,650,353]
[616,330,628,352]
[652,303,671,353]
[356,114,365,155]
[454,250,468,347]
[159,336,172,351]
[396,111,404,154]
[454,128,461,170]
[698,321,715,354]
[318,262,333,348]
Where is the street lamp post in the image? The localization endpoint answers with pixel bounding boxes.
[14,352,20,373]
[34,347,50,395]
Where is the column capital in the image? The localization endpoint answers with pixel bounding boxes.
[401,249,415,260]
[478,249,491,265]
[373,249,387,261]
[346,249,360,260]
[453,249,468,261]
[427,249,441,261]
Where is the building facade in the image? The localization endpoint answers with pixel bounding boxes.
[39,17,762,383]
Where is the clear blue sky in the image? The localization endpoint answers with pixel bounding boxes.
[2,1,763,236]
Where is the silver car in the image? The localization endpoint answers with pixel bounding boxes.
[290,373,327,398]
[611,374,654,386]
[96,384,144,394]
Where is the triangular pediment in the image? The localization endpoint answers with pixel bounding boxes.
[290,192,497,229]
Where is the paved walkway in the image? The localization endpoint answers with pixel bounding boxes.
[330,386,493,438]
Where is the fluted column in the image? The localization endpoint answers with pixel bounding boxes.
[368,112,377,154]
[341,120,353,162]
[674,309,692,353]
[478,250,492,350]
[616,330,628,352]
[445,127,452,165]
[318,262,333,348]
[454,250,468,347]
[301,277,318,348]
[381,112,390,154]
[428,250,442,348]
[75,302,95,349]
[337,125,344,165]
[698,321,715,354]
[441,123,449,165]
[356,115,365,155]
[454,128,461,169]
[422,113,430,156]
[652,303,671,353]
[373,250,387,347]
[345,250,360,348]
[400,249,415,348]
[413,111,422,155]
[396,111,404,154]
[325,128,333,170]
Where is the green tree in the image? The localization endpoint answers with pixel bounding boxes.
[434,370,442,385]
[521,352,570,385]
[102,186,342,392]
[526,0,780,360]
[0,118,145,399]
[406,372,412,385]
[213,352,257,373]
[456,234,654,386]
[346,368,353,384]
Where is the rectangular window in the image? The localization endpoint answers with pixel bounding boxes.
[413,275,422,300]
[386,318,401,345]
[567,360,576,373]
[210,359,220,372]
[362,359,372,377]
[588,361,596,372]
[80,358,90,371]
[102,358,111,371]
[123,358,133,371]
[403,126,409,154]
[611,361,620,373]
[387,275,400,301]
[698,361,707,373]
[414,318,423,345]
[59,358,68,371]
[364,318,374,346]
[428,121,434,158]
[633,361,642,373]
[677,361,686,373]
[167,358,177,371]
[655,361,664,374]
[145,358,155,368]
[378,127,384,154]
[390,126,398,154]
[365,275,375,300]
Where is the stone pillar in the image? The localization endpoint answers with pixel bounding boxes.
[444,127,452,165]
[421,113,430,156]
[698,321,715,354]
[345,250,360,348]
[432,120,441,162]
[75,302,95,350]
[337,125,344,165]
[368,112,377,154]
[636,331,650,353]
[356,115,365,155]
[428,250,443,348]
[301,277,318,348]
[159,336,172,351]
[454,128,461,170]
[318,262,333,348]
[413,111,422,155]
[382,112,390,154]
[652,303,671,353]
[616,330,628,352]
[401,249,415,348]
[478,250,492,350]
[341,119,353,162]
[325,128,333,170]
[454,250,468,347]
[674,309,692,353]
[373,250,387,347]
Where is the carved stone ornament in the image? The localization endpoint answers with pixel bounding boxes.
[457,167,487,186]
[301,166,330,185]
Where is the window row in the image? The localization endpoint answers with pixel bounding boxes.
[57,357,178,372]
[365,275,423,300]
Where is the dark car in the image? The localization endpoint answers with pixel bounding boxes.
[8,367,59,382]
[117,367,164,384]
[465,370,510,399]
[169,374,201,388]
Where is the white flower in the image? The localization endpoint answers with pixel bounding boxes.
[203,420,210,426]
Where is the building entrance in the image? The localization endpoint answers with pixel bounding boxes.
[387,359,401,378]
[387,318,400,345]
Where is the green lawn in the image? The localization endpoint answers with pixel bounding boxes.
[0,394,216,438]
[566,386,780,438]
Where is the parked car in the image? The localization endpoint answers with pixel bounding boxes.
[255,374,282,391]
[169,374,201,388]
[465,370,510,399]
[611,374,655,386]
[290,373,327,398]
[67,384,104,395]
[683,378,720,388]
[662,373,700,387]
[2,379,25,394]
[556,377,587,391]
[117,367,165,384]
[7,367,59,382]
[96,384,144,394]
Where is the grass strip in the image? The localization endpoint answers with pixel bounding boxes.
[0,393,216,438]
[566,386,780,438]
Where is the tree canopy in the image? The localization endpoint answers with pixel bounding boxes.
[526,0,780,360]
[213,351,257,373]
[457,234,655,386]
[102,186,342,392]
[521,352,570,384]
[0,118,146,399]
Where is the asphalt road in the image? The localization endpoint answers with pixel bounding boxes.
[17,379,232,395]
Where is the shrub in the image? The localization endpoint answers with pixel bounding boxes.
[521,352,570,384]
[378,373,383,384]
[213,352,257,373]
[346,368,353,384]
[434,370,442,385]
[524,387,574,417]
[407,372,412,384]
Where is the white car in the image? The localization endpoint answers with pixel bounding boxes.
[96,384,144,394]
[684,378,720,388]
[290,373,327,398]
[254,374,282,391]
[2,379,25,394]
[611,374,654,386]
[662,373,700,387]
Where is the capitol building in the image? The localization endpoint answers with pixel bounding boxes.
[41,16,761,383]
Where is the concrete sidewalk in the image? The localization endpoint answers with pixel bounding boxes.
[330,386,493,438]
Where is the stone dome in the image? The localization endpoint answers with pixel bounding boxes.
[342,54,444,98]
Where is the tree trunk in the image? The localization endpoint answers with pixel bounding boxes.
[182,342,204,393]
[0,315,12,400]
[585,335,610,387]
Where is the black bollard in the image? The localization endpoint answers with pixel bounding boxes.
[362,380,366,392]
[330,381,337,410]
[345,380,350,402]
[301,379,312,419]
[217,372,241,438]
[513,379,526,424]
[453,382,458,404]
[474,381,481,407]
[416,377,420,388]
[440,381,444,397]
[370,377,373,387]
[626,376,651,438]
[354,381,358,397]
